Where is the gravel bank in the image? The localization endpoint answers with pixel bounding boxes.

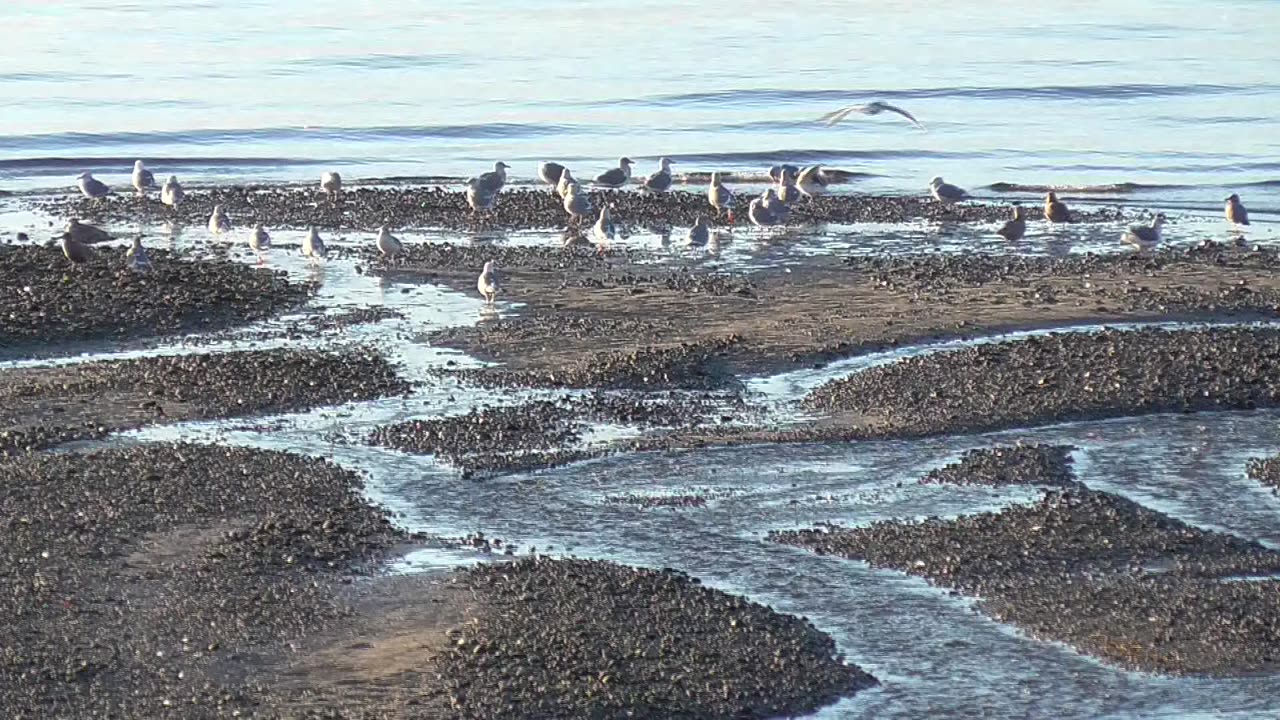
[1246,454,1280,496]
[806,326,1280,438]
[773,445,1280,675]
[37,184,1126,230]
[0,346,409,452]
[0,244,309,353]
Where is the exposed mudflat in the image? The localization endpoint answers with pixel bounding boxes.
[0,244,310,352]
[773,445,1280,676]
[0,347,409,452]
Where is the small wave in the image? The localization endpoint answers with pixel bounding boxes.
[0,156,318,173]
[669,148,984,165]
[277,53,464,73]
[600,82,1275,108]
[986,182,1184,194]
[0,122,578,152]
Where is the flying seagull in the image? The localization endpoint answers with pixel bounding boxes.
[818,101,925,130]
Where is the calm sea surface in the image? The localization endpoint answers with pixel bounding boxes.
[2,0,1278,207]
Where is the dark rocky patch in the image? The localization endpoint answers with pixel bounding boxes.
[1246,454,1280,496]
[806,327,1280,438]
[425,558,876,718]
[34,183,1129,231]
[0,244,310,352]
[0,443,415,716]
[920,444,1076,487]
[774,454,1280,675]
[0,347,410,450]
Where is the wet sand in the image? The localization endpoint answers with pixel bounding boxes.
[772,445,1280,676]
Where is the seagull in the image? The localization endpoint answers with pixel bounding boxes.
[708,172,735,222]
[1044,192,1071,223]
[556,168,578,199]
[466,177,499,213]
[1225,194,1250,227]
[477,260,501,304]
[819,101,925,130]
[686,215,710,246]
[249,224,271,262]
[125,236,151,272]
[376,225,403,257]
[996,206,1027,241]
[76,172,110,201]
[63,218,111,245]
[61,231,92,265]
[161,176,184,208]
[303,226,327,260]
[796,166,829,197]
[208,204,231,234]
[563,183,593,224]
[767,165,799,184]
[593,157,634,188]
[131,161,156,196]
[760,188,789,222]
[320,171,342,200]
[592,205,615,247]
[641,157,675,192]
[747,197,776,228]
[777,166,804,205]
[1122,215,1165,250]
[539,161,568,188]
[475,162,510,194]
[929,176,968,203]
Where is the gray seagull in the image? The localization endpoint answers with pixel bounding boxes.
[818,101,925,130]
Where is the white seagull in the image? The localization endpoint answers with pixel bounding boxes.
[131,161,156,196]
[161,175,184,208]
[747,197,776,228]
[76,172,110,201]
[1122,215,1165,250]
[797,166,829,197]
[929,176,969,203]
[563,183,593,223]
[125,236,152,273]
[303,226,327,260]
[761,188,790,222]
[539,161,568,187]
[477,260,502,304]
[376,225,403,257]
[818,101,926,130]
[250,224,271,258]
[708,172,735,221]
[592,205,616,247]
[208,204,231,234]
[556,168,578,199]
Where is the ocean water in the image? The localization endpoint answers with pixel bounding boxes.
[2,0,1278,214]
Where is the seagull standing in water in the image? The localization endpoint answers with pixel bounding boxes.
[818,101,926,130]
[208,204,231,234]
[592,205,616,248]
[321,171,342,200]
[376,225,403,257]
[708,172,735,222]
[1044,192,1071,223]
[1122,215,1165,250]
[131,161,156,196]
[777,166,804,205]
[539,161,568,188]
[303,226,327,261]
[125,236,151,272]
[475,162,510,193]
[747,197,776,229]
[249,224,271,262]
[593,157,634,188]
[76,172,110,201]
[996,206,1027,241]
[477,260,501,304]
[1225,194,1250,227]
[161,175,184,208]
[685,215,710,246]
[642,157,675,192]
[466,177,500,214]
[760,188,789,222]
[929,176,968,203]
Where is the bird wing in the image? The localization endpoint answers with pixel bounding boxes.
[817,105,864,126]
[878,103,925,129]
